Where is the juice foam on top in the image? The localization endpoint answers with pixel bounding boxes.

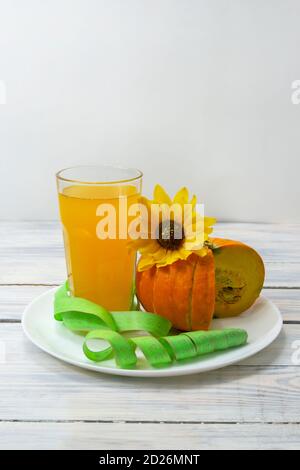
[62,184,138,200]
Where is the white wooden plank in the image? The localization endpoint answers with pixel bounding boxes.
[0,286,299,322]
[262,288,300,322]
[0,366,298,423]
[0,221,66,285]
[0,221,298,443]
[0,286,50,320]
[0,422,299,450]
[1,259,297,287]
[0,221,299,286]
[263,264,300,288]
[214,222,300,262]
[0,324,299,423]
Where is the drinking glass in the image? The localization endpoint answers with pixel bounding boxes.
[56,165,142,310]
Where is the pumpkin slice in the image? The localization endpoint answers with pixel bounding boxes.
[211,238,265,318]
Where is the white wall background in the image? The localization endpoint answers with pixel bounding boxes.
[0,0,299,222]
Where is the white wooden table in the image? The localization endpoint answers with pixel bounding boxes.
[0,221,299,450]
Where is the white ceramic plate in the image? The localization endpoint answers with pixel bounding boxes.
[22,287,282,377]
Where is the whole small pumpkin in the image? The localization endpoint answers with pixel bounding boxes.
[136,251,215,331]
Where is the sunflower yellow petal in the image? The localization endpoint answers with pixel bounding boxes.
[139,240,161,255]
[153,184,172,205]
[204,226,214,236]
[137,255,156,271]
[155,252,176,268]
[193,246,209,257]
[152,246,168,261]
[173,187,189,206]
[190,194,197,208]
[156,247,191,268]
[177,248,193,261]
[183,239,203,251]
[204,216,217,227]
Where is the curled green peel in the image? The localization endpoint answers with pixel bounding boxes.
[84,329,137,368]
[54,283,248,369]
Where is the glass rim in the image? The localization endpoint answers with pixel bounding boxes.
[56,165,143,185]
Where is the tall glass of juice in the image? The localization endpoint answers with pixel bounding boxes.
[56,165,142,310]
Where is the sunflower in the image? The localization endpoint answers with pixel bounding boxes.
[130,184,216,271]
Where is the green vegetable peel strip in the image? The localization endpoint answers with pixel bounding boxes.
[112,311,171,337]
[130,336,173,368]
[159,335,198,361]
[183,329,248,355]
[54,283,116,332]
[54,283,248,369]
[83,330,137,368]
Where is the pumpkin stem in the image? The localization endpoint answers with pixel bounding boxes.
[204,240,220,251]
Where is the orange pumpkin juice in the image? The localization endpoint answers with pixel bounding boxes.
[58,184,139,310]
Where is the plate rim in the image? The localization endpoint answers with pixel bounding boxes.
[22,287,283,378]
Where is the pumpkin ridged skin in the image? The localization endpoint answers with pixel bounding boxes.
[136,266,156,313]
[136,252,215,331]
[191,252,216,330]
[211,237,265,318]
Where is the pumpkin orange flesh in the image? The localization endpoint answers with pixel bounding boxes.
[136,252,215,331]
[211,238,265,318]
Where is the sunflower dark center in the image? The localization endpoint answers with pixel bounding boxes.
[157,220,184,250]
